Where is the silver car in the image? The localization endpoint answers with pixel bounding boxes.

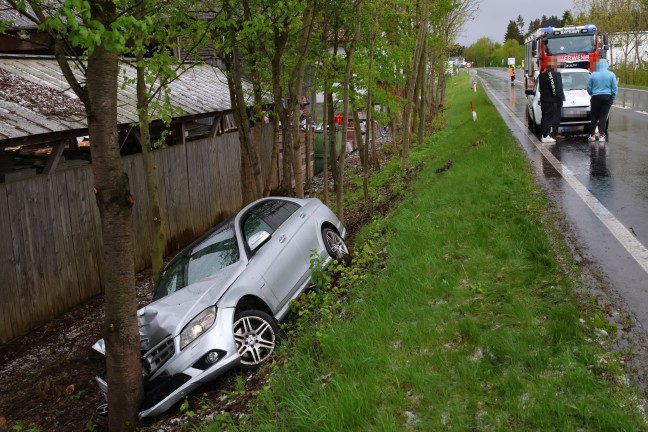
[93,197,348,418]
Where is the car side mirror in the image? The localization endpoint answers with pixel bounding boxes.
[525,89,535,96]
[248,231,271,253]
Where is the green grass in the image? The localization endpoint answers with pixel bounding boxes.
[205,71,647,431]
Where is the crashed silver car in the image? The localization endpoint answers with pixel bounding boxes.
[92,197,348,418]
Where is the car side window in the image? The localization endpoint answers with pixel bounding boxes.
[242,200,300,244]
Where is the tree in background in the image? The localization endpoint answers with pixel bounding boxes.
[562,10,575,25]
[527,18,541,36]
[576,0,648,85]
[464,37,496,67]
[515,14,525,36]
[492,39,524,67]
[504,19,524,45]
[540,14,561,27]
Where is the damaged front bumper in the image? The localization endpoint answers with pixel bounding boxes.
[93,308,240,419]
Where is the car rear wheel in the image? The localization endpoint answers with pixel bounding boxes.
[233,310,278,369]
[322,227,349,259]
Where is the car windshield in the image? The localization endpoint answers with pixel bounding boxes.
[154,223,239,301]
[562,72,590,91]
[545,34,596,55]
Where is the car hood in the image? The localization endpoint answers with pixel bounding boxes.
[138,262,245,350]
[563,89,590,107]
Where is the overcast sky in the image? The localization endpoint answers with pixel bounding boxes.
[457,0,577,46]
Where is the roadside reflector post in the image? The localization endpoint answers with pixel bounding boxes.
[470,101,477,121]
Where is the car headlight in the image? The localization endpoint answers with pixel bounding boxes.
[179,306,217,350]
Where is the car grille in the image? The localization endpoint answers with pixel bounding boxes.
[143,335,175,376]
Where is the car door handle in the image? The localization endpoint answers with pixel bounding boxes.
[279,234,287,243]
[299,211,306,218]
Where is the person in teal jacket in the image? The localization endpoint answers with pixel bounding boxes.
[587,59,617,143]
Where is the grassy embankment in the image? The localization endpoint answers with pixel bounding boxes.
[207,71,647,431]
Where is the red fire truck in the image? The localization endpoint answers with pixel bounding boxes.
[524,24,609,90]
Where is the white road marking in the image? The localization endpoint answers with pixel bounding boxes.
[480,75,648,276]
[620,87,648,93]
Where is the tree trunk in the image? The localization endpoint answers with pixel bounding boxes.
[327,91,338,190]
[401,0,429,172]
[226,19,263,202]
[417,39,427,147]
[352,107,364,162]
[288,2,316,199]
[265,116,281,196]
[322,78,330,205]
[364,28,376,201]
[86,5,143,430]
[337,12,361,223]
[136,56,165,283]
[270,27,292,194]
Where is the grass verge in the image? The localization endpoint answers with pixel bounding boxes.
[205,72,648,431]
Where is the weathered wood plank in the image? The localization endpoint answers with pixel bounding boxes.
[51,169,81,306]
[0,184,20,342]
[64,166,102,303]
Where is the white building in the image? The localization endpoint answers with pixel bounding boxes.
[608,31,648,68]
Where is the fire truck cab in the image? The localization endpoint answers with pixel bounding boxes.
[524,24,609,90]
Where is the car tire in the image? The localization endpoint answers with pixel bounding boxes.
[233,310,278,370]
[531,113,540,134]
[322,227,349,259]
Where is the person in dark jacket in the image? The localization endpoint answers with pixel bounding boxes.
[587,59,617,143]
[538,57,565,143]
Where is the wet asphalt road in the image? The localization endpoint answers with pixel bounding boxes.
[475,68,648,332]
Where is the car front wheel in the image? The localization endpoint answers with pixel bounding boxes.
[233,310,278,369]
[322,227,349,259]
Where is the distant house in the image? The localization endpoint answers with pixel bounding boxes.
[449,56,466,68]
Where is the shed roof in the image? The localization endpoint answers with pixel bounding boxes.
[0,56,248,144]
[0,4,37,29]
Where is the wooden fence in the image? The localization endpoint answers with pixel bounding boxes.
[0,123,309,343]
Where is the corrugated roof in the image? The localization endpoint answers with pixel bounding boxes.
[0,56,248,142]
[0,3,38,29]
